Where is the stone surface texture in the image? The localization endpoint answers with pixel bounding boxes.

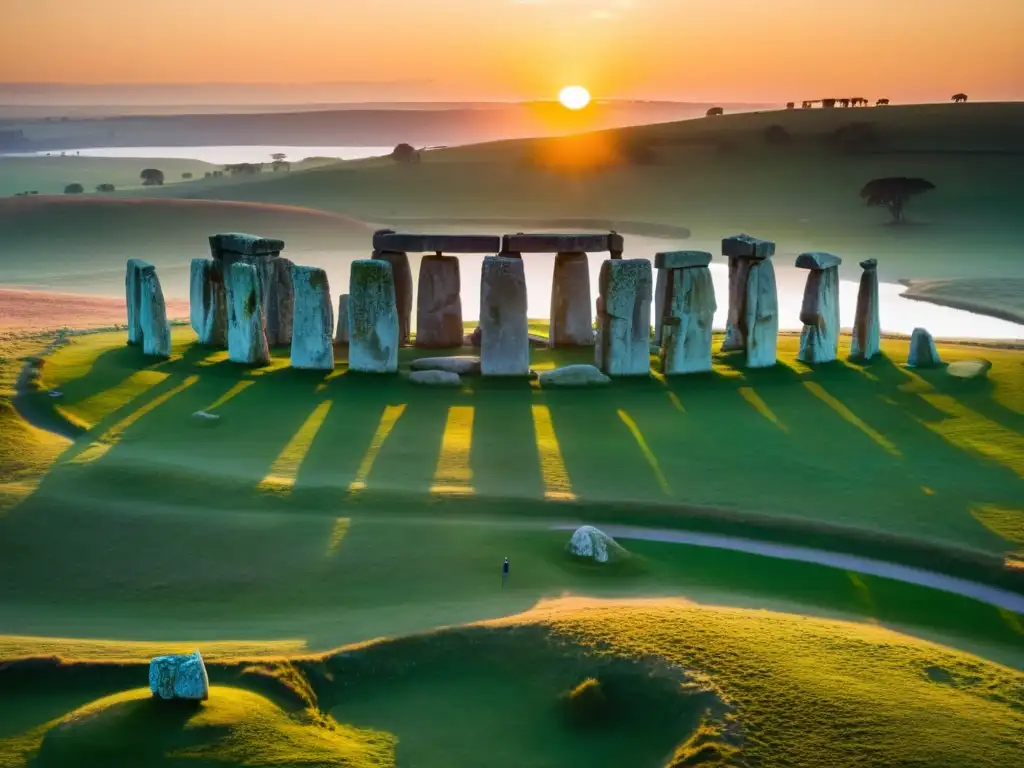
[539,364,610,387]
[549,252,593,348]
[410,356,481,375]
[480,256,530,376]
[797,264,841,364]
[795,251,843,270]
[335,294,350,345]
[597,259,652,376]
[189,258,227,347]
[373,250,413,345]
[209,233,284,256]
[654,250,713,270]
[566,526,627,563]
[416,254,463,348]
[226,262,270,365]
[290,265,335,370]
[349,259,399,373]
[140,267,171,359]
[947,359,991,379]
[409,369,462,387]
[265,257,295,347]
[149,651,210,701]
[125,258,153,346]
[660,265,716,375]
[721,234,775,260]
[744,259,779,368]
[850,262,881,361]
[907,328,941,368]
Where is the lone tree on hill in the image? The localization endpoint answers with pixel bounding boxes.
[63,183,84,194]
[860,177,935,224]
[876,98,890,106]
[140,168,165,186]
[391,143,421,164]
[952,92,968,103]
[705,106,724,117]
[95,183,115,192]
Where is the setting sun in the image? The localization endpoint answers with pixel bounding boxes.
[559,85,591,110]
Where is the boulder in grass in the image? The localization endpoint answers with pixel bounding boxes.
[410,356,480,375]
[409,369,461,387]
[539,365,611,388]
[149,650,209,701]
[566,526,627,564]
[947,359,992,380]
[906,327,941,368]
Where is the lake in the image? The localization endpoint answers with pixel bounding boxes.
[3,145,396,164]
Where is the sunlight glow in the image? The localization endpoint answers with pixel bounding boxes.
[617,409,671,496]
[531,405,576,501]
[559,85,591,110]
[431,406,475,496]
[257,400,333,494]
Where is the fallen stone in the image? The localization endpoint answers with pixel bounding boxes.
[907,327,941,368]
[654,250,713,270]
[416,254,463,348]
[373,250,413,345]
[566,526,627,564]
[48,390,63,399]
[140,267,172,359]
[348,259,399,373]
[539,364,610,387]
[721,234,775,260]
[597,259,652,377]
[149,650,209,701]
[480,256,530,376]
[225,262,270,365]
[409,369,462,387]
[189,258,226,347]
[265,256,295,347]
[410,356,480,375]
[796,256,842,365]
[373,230,501,254]
[661,265,716,375]
[192,410,220,421]
[334,294,349,345]
[549,252,593,348]
[850,260,881,361]
[290,265,335,370]
[125,258,153,346]
[946,359,991,379]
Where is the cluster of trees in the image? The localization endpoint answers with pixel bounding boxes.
[13,190,39,197]
[141,168,164,186]
[860,177,935,223]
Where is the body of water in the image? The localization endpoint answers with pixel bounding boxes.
[4,145,395,164]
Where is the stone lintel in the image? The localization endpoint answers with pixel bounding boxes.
[722,234,775,260]
[795,252,843,271]
[655,250,713,270]
[209,233,285,258]
[502,232,622,254]
[372,230,500,254]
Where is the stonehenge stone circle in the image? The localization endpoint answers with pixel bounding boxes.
[539,364,611,387]
[372,249,413,346]
[597,258,653,377]
[549,252,594,348]
[140,266,172,359]
[125,258,153,346]
[290,265,335,371]
[225,262,270,365]
[850,258,881,361]
[348,259,399,373]
[190,258,226,346]
[796,252,842,365]
[410,356,481,375]
[209,232,290,347]
[149,650,209,701]
[656,251,716,375]
[480,256,530,376]
[416,254,463,348]
[907,327,941,368]
[721,235,778,368]
[334,294,349,345]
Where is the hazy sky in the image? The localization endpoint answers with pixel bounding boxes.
[2,0,1021,102]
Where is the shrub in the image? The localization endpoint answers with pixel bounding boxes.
[140,168,165,186]
[562,678,610,727]
[63,183,84,194]
[95,183,115,192]
[705,106,724,117]
[391,143,420,164]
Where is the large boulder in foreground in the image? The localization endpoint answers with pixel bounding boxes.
[290,265,335,370]
[190,258,227,347]
[226,262,270,365]
[149,650,209,701]
[349,259,399,373]
[480,256,530,376]
[907,327,941,368]
[566,526,627,564]
[410,355,480,375]
[539,364,610,387]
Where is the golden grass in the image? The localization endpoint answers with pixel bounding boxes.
[430,405,475,496]
[531,404,576,501]
[348,404,406,493]
[257,399,333,495]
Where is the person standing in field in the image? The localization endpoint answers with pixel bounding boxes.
[502,557,510,588]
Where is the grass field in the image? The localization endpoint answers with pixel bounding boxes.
[0,156,218,197]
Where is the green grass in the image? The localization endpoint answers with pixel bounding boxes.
[0,156,218,197]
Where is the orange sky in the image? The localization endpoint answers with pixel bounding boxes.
[1,0,1021,102]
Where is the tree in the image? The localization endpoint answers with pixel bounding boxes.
[763,124,792,145]
[859,177,935,223]
[705,106,724,117]
[95,183,115,192]
[952,92,968,103]
[64,183,84,194]
[822,98,837,109]
[140,168,165,186]
[270,152,287,162]
[786,101,795,109]
[876,98,890,106]
[832,122,881,154]
[391,143,421,164]
[182,172,193,179]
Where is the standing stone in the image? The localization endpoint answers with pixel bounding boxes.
[349,259,399,373]
[290,265,334,370]
[225,262,270,365]
[597,259,652,377]
[480,256,530,376]
[658,254,716,375]
[850,258,881,361]
[653,267,668,345]
[149,651,209,701]
[907,328,941,368]
[593,296,605,368]
[795,252,842,365]
[125,258,152,346]
[416,255,463,348]
[720,235,776,356]
[189,258,226,347]
[265,257,295,347]
[373,250,413,346]
[140,268,172,359]
[334,294,349,345]
[549,252,593,348]
[744,259,779,368]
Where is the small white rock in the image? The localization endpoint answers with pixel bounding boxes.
[192,410,220,421]
[410,356,480,375]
